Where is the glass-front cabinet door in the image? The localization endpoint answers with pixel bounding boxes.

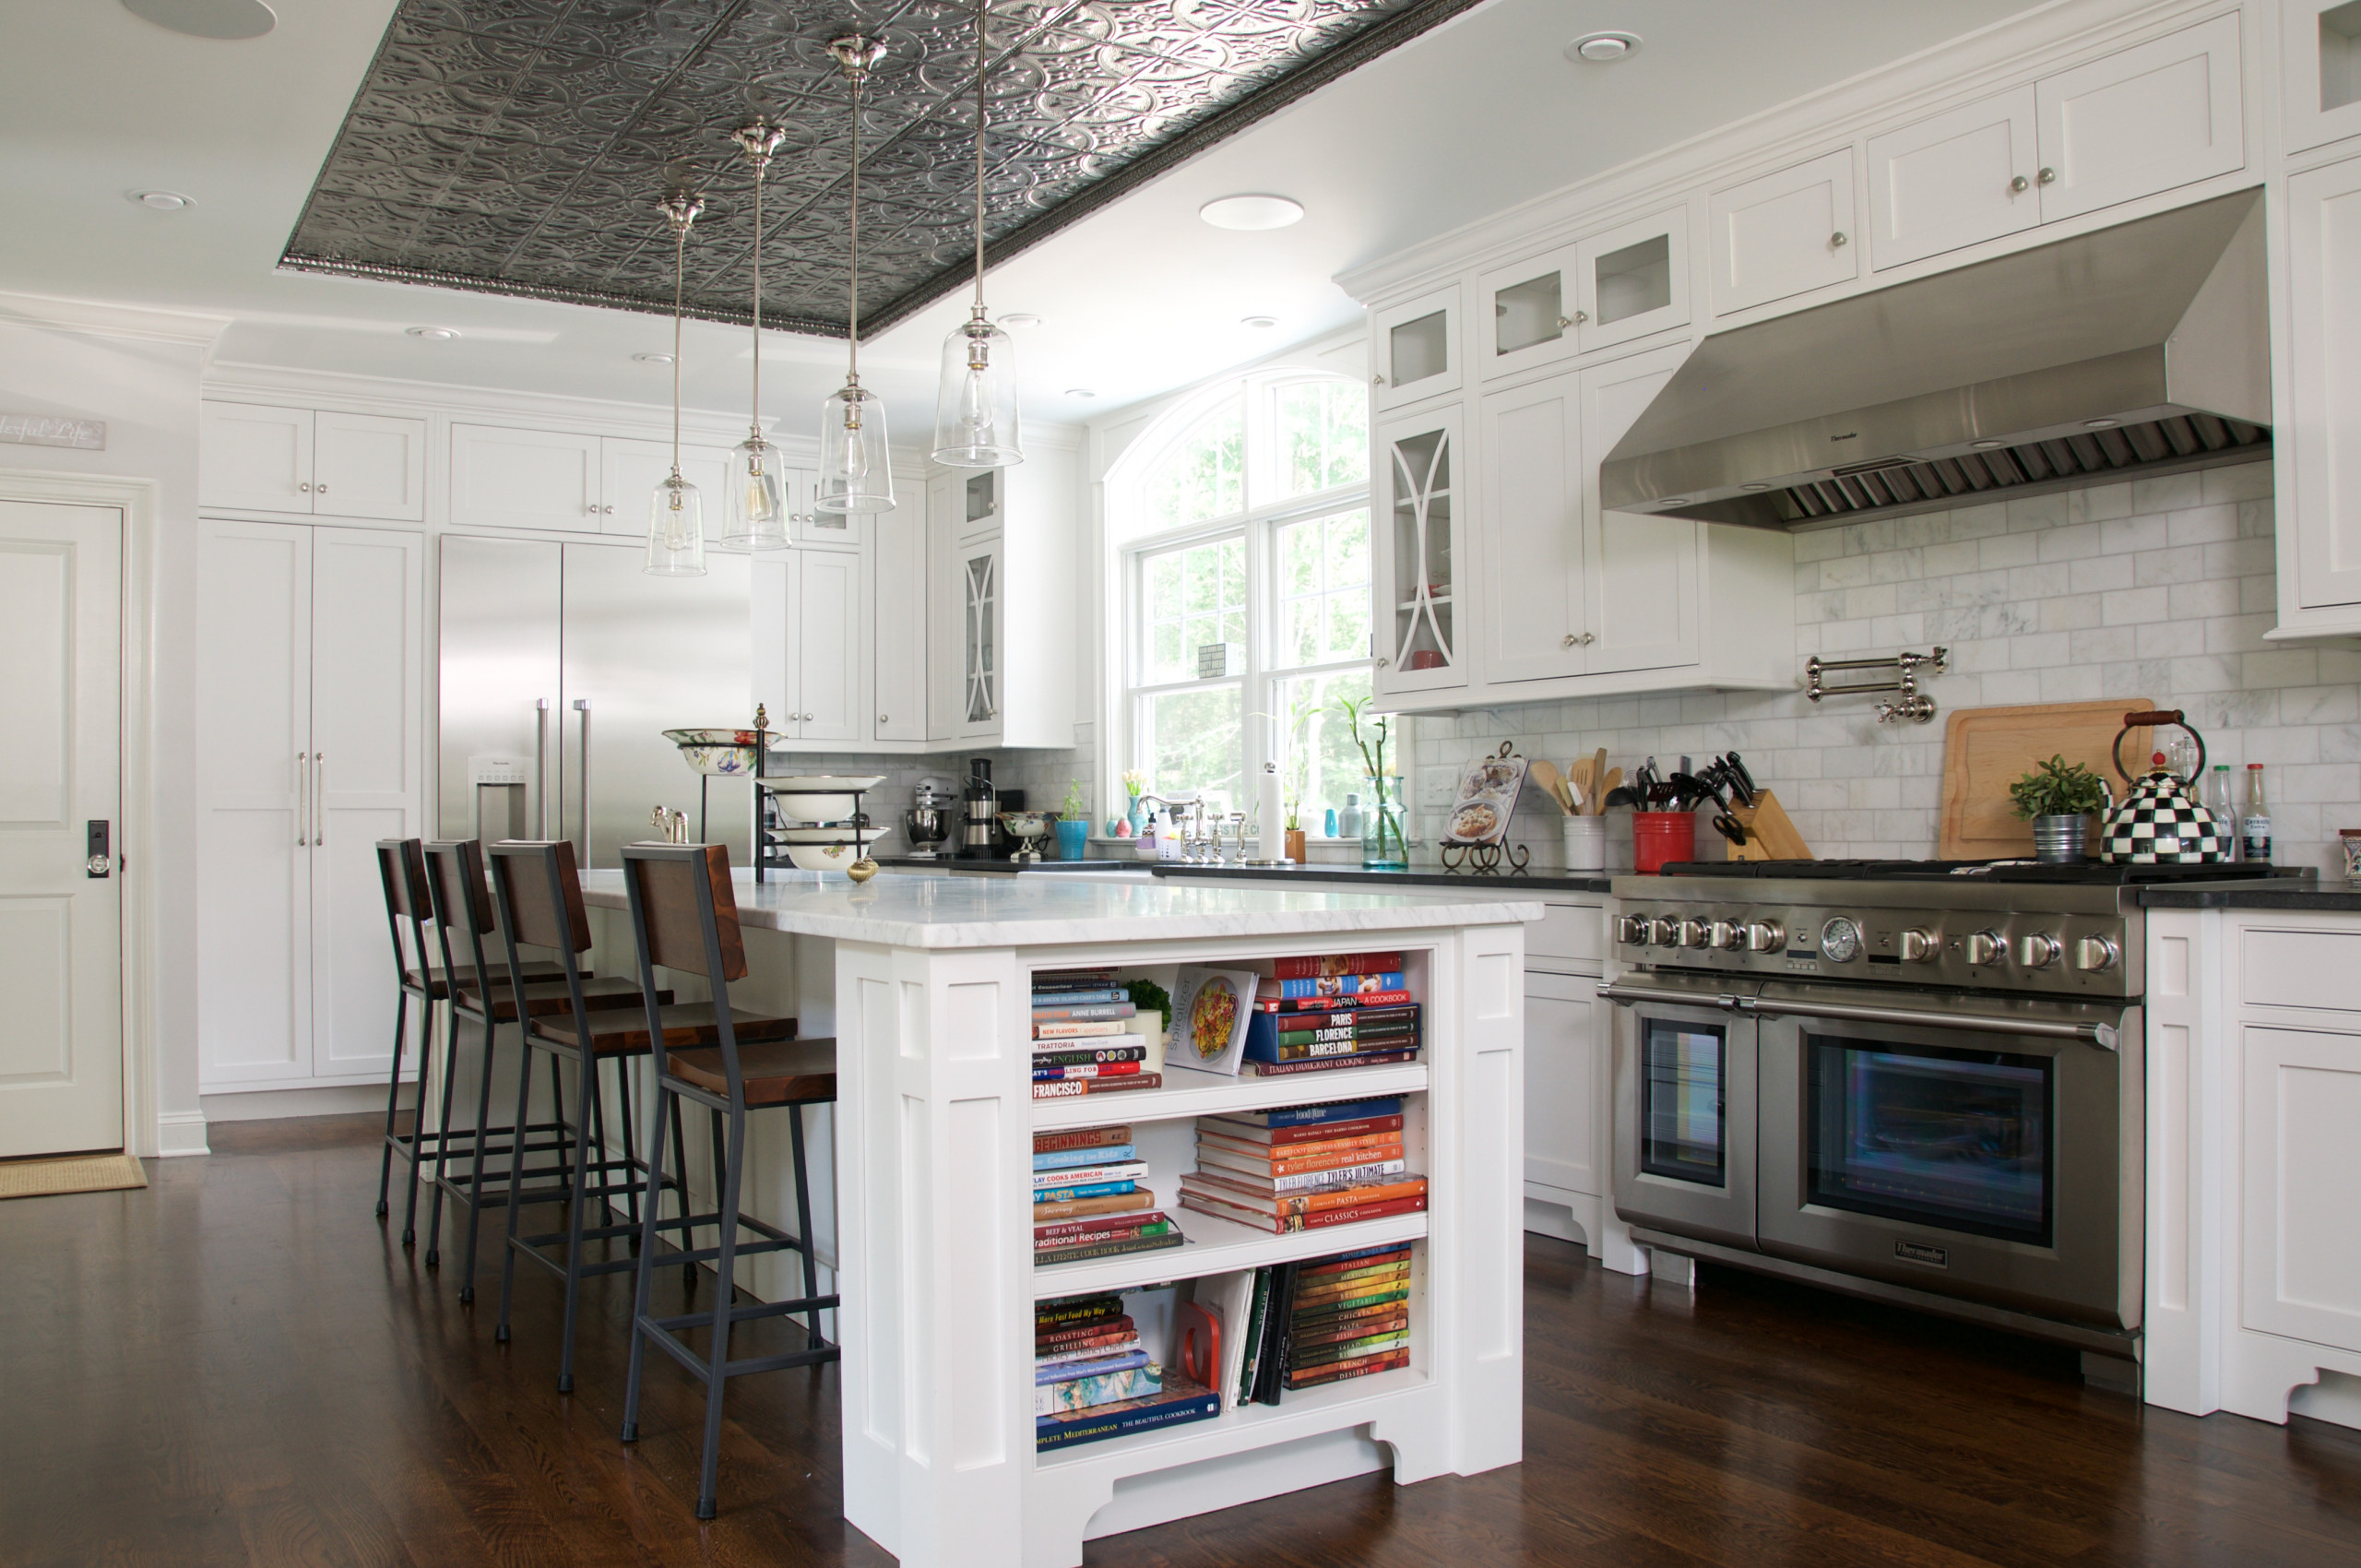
[1371,286,1462,413]
[958,537,1000,733]
[1477,243,1581,382]
[1371,408,1466,695]
[1575,206,1690,353]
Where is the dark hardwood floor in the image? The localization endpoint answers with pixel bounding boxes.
[4,1113,2356,1567]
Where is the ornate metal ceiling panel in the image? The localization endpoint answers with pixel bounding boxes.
[283,0,1481,337]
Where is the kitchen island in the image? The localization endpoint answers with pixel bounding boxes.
[574,868,1539,1568]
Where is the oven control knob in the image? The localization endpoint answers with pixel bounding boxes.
[1674,918,1708,948]
[2018,932,2064,969]
[1742,920,1786,953]
[1646,917,1680,946]
[1965,930,2005,966]
[1618,914,1650,945]
[2074,935,2120,972]
[1898,928,1939,963]
[1707,919,1743,950]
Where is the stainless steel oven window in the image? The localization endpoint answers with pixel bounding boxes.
[1640,1019,1726,1185]
[1803,1034,2055,1247]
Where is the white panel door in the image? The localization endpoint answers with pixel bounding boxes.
[1584,346,1700,673]
[1371,408,1467,696]
[2286,155,2361,611]
[313,411,427,522]
[956,534,1003,739]
[0,501,123,1158]
[2284,0,2361,155]
[200,401,314,515]
[196,518,312,1087]
[750,555,790,734]
[792,466,862,548]
[790,548,865,744]
[1709,148,1859,315]
[2241,1026,2361,1354]
[925,471,965,740]
[1477,373,1589,683]
[449,424,604,533]
[1866,87,2040,270]
[1524,971,1599,1202]
[2035,14,2243,223]
[872,495,927,742]
[598,436,735,541]
[307,528,422,1080]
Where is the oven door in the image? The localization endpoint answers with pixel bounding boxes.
[1603,974,1759,1252]
[1752,982,2140,1331]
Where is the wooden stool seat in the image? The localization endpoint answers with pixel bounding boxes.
[406,958,569,997]
[454,974,655,1025]
[664,1038,836,1106]
[527,1003,798,1057]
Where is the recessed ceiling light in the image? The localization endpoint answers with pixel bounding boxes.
[2084,418,2119,429]
[632,350,675,364]
[1566,30,1642,63]
[1971,439,2005,449]
[1064,387,1097,398]
[121,0,276,41]
[999,313,1042,330]
[128,190,192,210]
[405,326,461,340]
[1240,315,1278,329]
[1199,195,1303,232]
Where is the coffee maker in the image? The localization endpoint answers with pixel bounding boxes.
[904,775,956,859]
[960,758,998,860]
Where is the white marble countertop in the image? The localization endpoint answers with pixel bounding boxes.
[576,867,1544,949]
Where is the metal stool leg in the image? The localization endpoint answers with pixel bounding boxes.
[493,1036,538,1347]
[423,980,468,1267]
[458,1009,499,1304]
[555,1051,599,1395]
[619,1078,675,1446]
[615,1059,642,1232]
[376,988,409,1223]
[695,1106,748,1520]
[788,1102,824,1352]
[669,1093,694,1292]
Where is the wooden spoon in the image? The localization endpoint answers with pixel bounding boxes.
[1594,766,1622,814]
[1592,748,1608,803]
[1530,757,1566,814]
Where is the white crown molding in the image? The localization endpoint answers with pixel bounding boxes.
[1336,0,2229,303]
[0,288,230,350]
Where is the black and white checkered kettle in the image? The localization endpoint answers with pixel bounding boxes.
[2102,708,2232,864]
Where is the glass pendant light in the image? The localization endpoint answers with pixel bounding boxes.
[931,0,1022,469]
[816,36,896,516]
[645,192,707,576]
[724,120,790,550]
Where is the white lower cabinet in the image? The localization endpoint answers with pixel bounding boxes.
[1521,899,1641,1272]
[196,518,424,1093]
[2240,1023,2361,1355]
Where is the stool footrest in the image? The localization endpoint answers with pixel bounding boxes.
[650,1294,837,1333]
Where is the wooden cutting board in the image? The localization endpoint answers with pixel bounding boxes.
[1938,699,2152,860]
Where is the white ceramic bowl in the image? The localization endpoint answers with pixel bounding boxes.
[664,729,767,776]
[758,772,885,791]
[784,827,891,873]
[768,793,861,824]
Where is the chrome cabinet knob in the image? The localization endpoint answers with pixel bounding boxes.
[1742,920,1786,953]
[2037,166,2057,184]
[1555,315,1573,329]
[1898,928,1938,963]
[878,713,888,723]
[2019,932,2063,969]
[1707,920,1742,950]
[2074,935,2121,972]
[1560,631,1596,647]
[1372,374,1385,386]
[314,483,326,494]
[299,481,313,493]
[1965,930,2005,966]
[1831,231,1848,247]
[2010,174,2031,193]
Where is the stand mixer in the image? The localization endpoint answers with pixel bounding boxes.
[904,776,956,859]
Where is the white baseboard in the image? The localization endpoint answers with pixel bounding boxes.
[2291,1370,2361,1433]
[200,1083,411,1123]
[154,1111,210,1158]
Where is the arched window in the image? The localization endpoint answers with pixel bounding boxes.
[1109,370,1379,835]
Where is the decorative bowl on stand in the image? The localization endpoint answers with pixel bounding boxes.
[1000,810,1050,863]
[663,728,767,776]
[761,776,886,823]
[782,826,893,874]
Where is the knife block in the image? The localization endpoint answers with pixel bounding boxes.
[1725,790,1812,861]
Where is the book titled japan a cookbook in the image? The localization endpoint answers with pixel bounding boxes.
[1166,967,1260,1077]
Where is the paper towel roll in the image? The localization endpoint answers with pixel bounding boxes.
[1258,761,1284,852]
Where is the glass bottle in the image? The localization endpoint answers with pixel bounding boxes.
[2205,764,2237,861]
[2241,764,2272,863]
[1336,792,1363,839]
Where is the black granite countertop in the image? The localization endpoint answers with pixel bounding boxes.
[2140,873,2361,910]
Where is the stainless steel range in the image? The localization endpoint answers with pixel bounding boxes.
[1600,859,2258,1383]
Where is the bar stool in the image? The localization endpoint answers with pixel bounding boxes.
[487,839,799,1396]
[421,838,667,1301]
[616,841,838,1520]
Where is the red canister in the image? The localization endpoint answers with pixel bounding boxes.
[1631,812,1696,874]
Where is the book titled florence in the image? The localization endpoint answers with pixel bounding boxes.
[1035,1375,1219,1451]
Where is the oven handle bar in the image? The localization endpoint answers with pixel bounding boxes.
[1597,980,2118,1051]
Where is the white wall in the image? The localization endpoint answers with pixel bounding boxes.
[0,291,224,1155]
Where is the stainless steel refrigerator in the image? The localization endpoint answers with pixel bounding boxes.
[438,534,754,871]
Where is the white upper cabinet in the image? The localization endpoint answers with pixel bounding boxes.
[1576,207,1691,353]
[1372,406,1467,697]
[1867,87,2041,269]
[789,546,864,743]
[872,495,927,742]
[1477,242,1583,382]
[1708,148,1859,315]
[450,424,605,533]
[793,468,862,547]
[1372,286,1462,411]
[597,436,733,541]
[2284,153,2361,617]
[2035,14,2243,222]
[202,402,425,521]
[1476,373,1588,683]
[1582,345,1699,676]
[2284,0,2361,154]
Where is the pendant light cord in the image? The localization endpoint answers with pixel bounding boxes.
[751,152,764,434]
[848,67,863,385]
[672,220,685,477]
[974,0,987,310]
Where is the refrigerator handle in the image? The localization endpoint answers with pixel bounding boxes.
[573,698,591,869]
[314,753,326,846]
[296,750,308,848]
[534,697,551,839]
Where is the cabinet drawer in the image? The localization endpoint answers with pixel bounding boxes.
[1527,901,1605,967]
[2243,927,2361,1011]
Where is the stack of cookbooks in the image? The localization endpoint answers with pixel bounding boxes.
[1034,1123,1184,1265]
[1228,1241,1416,1405]
[1035,1293,1219,1452]
[1240,952,1418,1078]
[1175,1097,1428,1234]
[1033,968,1161,1101]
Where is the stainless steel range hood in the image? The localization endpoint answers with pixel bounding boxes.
[1601,189,2270,529]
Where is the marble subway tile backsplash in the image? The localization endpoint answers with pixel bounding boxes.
[1413,463,2361,878]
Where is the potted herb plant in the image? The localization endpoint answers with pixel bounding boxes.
[1126,977,1171,1073]
[2009,754,2109,861]
[1055,780,1090,861]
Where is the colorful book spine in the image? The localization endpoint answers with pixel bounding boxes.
[1035,1218,1173,1253]
[1251,991,1414,1015]
[1193,1158,1408,1194]
[1031,1001,1138,1022]
[1287,1350,1411,1389]
[1031,1072,1164,1100]
[1037,1295,1125,1331]
[1035,1378,1218,1451]
[1035,1365,1163,1416]
[1196,1112,1405,1147]
[1196,1126,1404,1159]
[1275,1005,1418,1039]
[1274,971,1406,1000]
[1035,1229,1185,1266]
[1033,1124,1133,1155]
[1033,1178,1139,1204]
[1033,1142,1136,1171]
[1031,1019,1136,1040]
[1216,1097,1404,1129]
[1271,952,1404,980]
[1033,1348,1150,1384]
[1030,1159,1148,1190]
[1239,1051,1417,1077]
[1177,1172,1428,1216]
[1032,1061,1145,1081]
[1032,1209,1163,1243]
[1196,1139,1406,1179]
[1030,1188,1152,1222]
[1034,1319,1137,1353]
[1026,988,1129,1006]
[1032,1045,1149,1070]
[1178,1192,1428,1234]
